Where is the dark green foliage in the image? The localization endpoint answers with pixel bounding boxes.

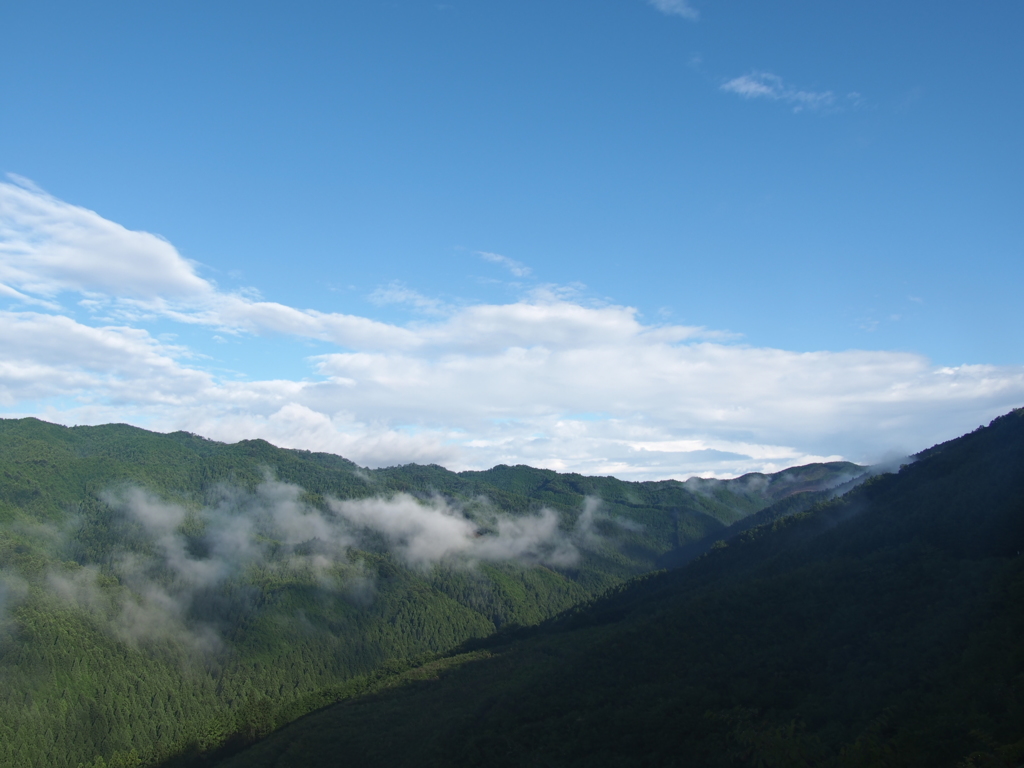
[213,410,1024,768]
[0,417,857,768]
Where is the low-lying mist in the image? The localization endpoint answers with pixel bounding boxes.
[330,493,601,569]
[2,478,610,653]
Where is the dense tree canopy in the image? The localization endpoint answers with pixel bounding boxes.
[0,417,858,768]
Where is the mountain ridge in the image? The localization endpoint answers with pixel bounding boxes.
[0,415,864,768]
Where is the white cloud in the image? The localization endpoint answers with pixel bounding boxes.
[0,177,211,299]
[721,72,837,112]
[0,177,417,350]
[0,311,211,406]
[1,180,1023,479]
[0,281,61,309]
[648,0,699,21]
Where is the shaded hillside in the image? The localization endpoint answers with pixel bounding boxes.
[0,417,859,768]
[658,467,872,569]
[214,409,1024,768]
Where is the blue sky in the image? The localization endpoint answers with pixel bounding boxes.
[1,0,1022,479]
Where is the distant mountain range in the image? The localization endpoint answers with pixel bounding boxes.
[0,417,862,768]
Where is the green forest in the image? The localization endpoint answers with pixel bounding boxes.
[0,417,860,768]
[211,409,1024,768]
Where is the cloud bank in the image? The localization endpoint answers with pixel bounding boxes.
[1,177,1023,480]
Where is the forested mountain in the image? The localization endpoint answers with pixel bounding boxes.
[0,417,860,768]
[211,409,1024,768]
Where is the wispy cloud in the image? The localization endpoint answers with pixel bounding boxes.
[721,71,838,112]
[477,251,532,278]
[648,0,699,21]
[0,282,61,310]
[369,281,448,315]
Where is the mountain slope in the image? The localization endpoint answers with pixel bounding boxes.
[212,409,1024,768]
[0,417,860,768]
